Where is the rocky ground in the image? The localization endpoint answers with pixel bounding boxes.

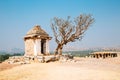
[0,57,120,80]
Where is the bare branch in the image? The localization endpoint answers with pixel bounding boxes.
[51,14,94,55]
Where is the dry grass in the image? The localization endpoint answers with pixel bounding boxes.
[0,57,120,80]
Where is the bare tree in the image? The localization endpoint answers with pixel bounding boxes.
[51,14,94,55]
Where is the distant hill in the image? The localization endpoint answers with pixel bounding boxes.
[51,47,120,57]
[0,48,24,55]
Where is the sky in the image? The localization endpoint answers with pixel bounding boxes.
[0,0,120,51]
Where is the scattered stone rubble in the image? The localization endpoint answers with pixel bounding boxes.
[59,54,75,62]
[5,54,75,64]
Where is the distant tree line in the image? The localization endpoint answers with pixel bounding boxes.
[0,52,24,63]
[50,50,95,57]
[63,50,94,57]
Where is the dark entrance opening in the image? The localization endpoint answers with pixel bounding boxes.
[41,39,46,54]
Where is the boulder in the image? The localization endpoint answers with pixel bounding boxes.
[44,55,56,63]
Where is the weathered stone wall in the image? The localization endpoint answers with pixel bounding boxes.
[5,54,75,64]
[25,39,34,56]
[118,53,120,57]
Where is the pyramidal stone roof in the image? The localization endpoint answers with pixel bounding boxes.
[24,25,50,39]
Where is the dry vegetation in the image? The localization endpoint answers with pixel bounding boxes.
[0,57,120,80]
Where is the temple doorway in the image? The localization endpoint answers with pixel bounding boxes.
[41,39,46,54]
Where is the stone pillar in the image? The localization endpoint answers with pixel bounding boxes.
[46,39,49,55]
[101,54,103,58]
[36,39,41,56]
[39,39,41,55]
[34,39,37,56]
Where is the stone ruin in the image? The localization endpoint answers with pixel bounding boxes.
[89,51,119,59]
[5,25,74,64]
[5,54,74,64]
[24,25,52,56]
[5,55,55,64]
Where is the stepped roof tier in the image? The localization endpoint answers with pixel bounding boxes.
[24,25,51,39]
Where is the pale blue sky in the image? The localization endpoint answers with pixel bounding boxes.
[0,0,120,51]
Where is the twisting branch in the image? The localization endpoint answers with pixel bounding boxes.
[51,14,94,55]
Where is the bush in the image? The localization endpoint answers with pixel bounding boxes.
[0,52,24,62]
[0,54,10,62]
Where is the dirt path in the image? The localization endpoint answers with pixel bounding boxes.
[0,58,120,80]
[0,62,19,71]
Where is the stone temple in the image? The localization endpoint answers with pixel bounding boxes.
[24,25,52,56]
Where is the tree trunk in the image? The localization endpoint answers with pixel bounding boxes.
[58,46,63,55]
[54,44,63,55]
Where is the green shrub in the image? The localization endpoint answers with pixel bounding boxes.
[0,54,10,62]
[0,52,24,62]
